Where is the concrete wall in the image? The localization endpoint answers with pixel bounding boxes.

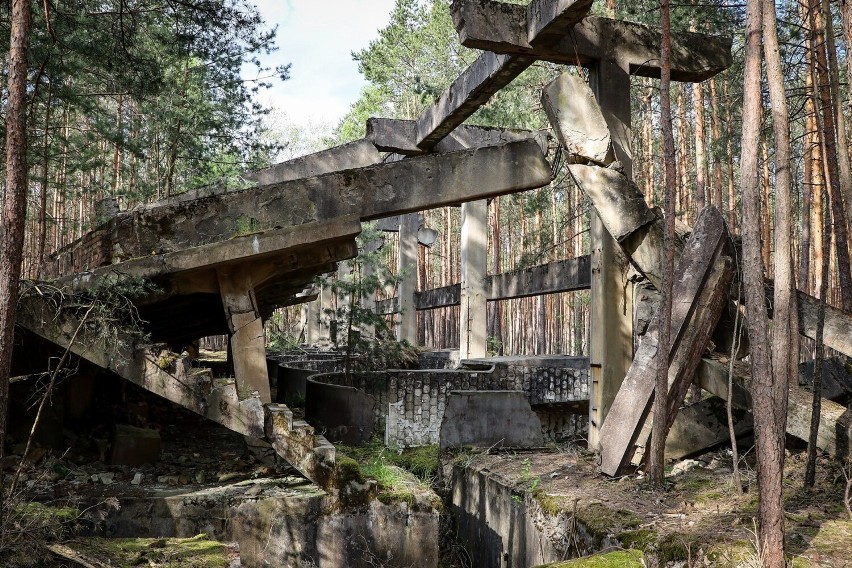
[451,465,563,567]
[305,379,377,445]
[450,464,612,568]
[439,391,544,449]
[277,359,343,406]
[309,356,589,447]
[87,481,440,568]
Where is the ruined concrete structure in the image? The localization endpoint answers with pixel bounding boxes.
[11,0,852,565]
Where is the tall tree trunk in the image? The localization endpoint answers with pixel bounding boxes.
[812,0,852,310]
[692,38,707,212]
[761,137,772,274]
[35,84,53,279]
[822,0,852,256]
[741,0,784,563]
[647,0,676,485]
[0,0,33,496]
[709,77,724,208]
[724,78,738,233]
[763,0,799,562]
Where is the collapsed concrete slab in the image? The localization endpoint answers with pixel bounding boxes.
[598,207,734,476]
[697,358,852,459]
[93,140,552,262]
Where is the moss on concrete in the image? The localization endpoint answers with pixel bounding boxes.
[334,454,365,485]
[575,503,642,539]
[532,549,644,567]
[72,534,228,567]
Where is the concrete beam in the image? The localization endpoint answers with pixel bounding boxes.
[106,140,550,260]
[367,118,549,156]
[452,2,732,82]
[416,52,537,149]
[697,358,851,459]
[416,0,593,149]
[375,255,591,313]
[243,139,383,186]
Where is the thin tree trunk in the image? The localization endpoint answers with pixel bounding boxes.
[763,0,799,561]
[0,0,33,505]
[647,0,676,485]
[709,77,724,208]
[692,39,707,212]
[724,78,738,233]
[761,137,772,274]
[805,183,830,487]
[35,84,53,279]
[812,0,852,310]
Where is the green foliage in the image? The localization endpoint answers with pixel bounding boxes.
[317,224,421,373]
[0,503,83,566]
[337,438,441,509]
[19,274,158,361]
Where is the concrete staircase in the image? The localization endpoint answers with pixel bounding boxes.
[15,294,345,495]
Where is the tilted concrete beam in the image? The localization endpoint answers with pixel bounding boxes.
[452,1,732,82]
[416,0,593,149]
[243,139,383,186]
[367,118,549,156]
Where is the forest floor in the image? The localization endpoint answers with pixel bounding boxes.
[459,444,852,567]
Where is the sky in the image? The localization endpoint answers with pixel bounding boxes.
[249,0,397,135]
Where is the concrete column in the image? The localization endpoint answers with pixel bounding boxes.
[587,60,635,447]
[396,213,419,344]
[216,268,271,403]
[460,199,488,359]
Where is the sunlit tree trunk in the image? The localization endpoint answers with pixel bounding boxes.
[763,0,799,560]
[648,0,676,485]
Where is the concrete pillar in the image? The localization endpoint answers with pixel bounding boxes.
[587,60,635,447]
[216,268,272,403]
[460,199,488,359]
[396,213,419,344]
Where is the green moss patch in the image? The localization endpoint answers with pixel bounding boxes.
[533,549,644,567]
[68,534,229,567]
[575,503,642,539]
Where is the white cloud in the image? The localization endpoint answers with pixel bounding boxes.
[250,0,396,130]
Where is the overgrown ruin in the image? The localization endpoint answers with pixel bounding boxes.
[8,0,852,566]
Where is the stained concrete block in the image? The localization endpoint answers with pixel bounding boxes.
[110,425,161,467]
[440,391,543,449]
[541,72,613,165]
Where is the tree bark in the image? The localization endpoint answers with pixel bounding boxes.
[0,0,32,490]
[647,0,676,486]
[763,0,799,562]
[812,0,852,310]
